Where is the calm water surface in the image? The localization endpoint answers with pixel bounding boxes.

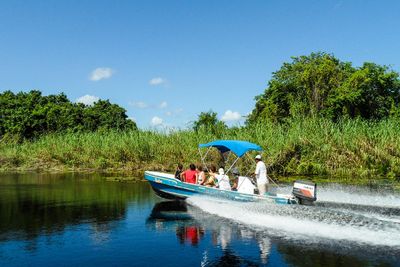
[0,173,399,266]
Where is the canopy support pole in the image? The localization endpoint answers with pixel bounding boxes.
[245,153,255,177]
[199,146,211,170]
[225,151,232,165]
[225,156,240,175]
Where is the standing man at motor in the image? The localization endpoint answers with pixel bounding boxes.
[254,155,269,195]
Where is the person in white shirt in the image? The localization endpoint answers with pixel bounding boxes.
[231,168,256,194]
[209,168,231,191]
[254,155,269,195]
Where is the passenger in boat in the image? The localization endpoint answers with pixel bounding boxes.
[175,163,184,180]
[197,165,206,185]
[181,163,197,184]
[209,168,231,191]
[254,155,269,195]
[203,165,217,187]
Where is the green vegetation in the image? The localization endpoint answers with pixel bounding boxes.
[1,117,400,183]
[0,90,136,140]
[248,52,400,123]
[1,52,400,184]
[192,110,227,134]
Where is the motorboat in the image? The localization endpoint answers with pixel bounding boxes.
[145,140,317,205]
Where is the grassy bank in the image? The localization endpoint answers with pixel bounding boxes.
[1,117,400,183]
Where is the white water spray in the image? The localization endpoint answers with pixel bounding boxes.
[186,186,400,248]
[318,184,400,208]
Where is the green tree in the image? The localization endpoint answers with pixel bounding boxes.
[193,110,226,133]
[247,52,400,124]
[0,90,137,140]
[84,100,136,131]
[328,62,400,119]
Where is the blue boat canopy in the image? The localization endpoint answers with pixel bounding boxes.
[199,140,262,157]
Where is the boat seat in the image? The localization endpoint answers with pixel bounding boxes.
[237,176,256,194]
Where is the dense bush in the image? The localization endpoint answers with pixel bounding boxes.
[192,110,227,136]
[0,90,136,139]
[248,52,400,123]
[1,117,400,181]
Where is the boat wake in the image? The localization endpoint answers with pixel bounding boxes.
[186,185,400,249]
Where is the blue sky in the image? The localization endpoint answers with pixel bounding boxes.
[1,0,400,128]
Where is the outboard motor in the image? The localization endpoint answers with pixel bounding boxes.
[292,180,317,205]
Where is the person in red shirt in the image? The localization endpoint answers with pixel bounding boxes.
[180,163,197,184]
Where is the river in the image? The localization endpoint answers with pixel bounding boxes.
[0,172,399,266]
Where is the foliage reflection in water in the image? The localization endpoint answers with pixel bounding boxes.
[0,172,398,266]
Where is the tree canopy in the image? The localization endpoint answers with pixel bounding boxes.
[247,52,400,124]
[192,110,226,133]
[0,90,136,139]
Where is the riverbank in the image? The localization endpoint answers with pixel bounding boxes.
[1,117,400,184]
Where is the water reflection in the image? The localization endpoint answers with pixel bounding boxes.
[0,172,149,244]
[146,200,400,267]
[176,226,205,246]
[147,200,272,266]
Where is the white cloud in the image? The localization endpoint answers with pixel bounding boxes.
[89,67,114,81]
[75,95,100,105]
[221,110,242,122]
[151,116,163,126]
[159,101,168,109]
[165,108,183,116]
[130,101,148,109]
[128,116,136,122]
[149,77,166,86]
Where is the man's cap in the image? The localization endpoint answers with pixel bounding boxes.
[232,168,240,175]
[255,155,262,160]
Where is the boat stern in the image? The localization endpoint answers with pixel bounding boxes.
[292,180,317,205]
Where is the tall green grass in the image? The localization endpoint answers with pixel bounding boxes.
[1,117,400,182]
